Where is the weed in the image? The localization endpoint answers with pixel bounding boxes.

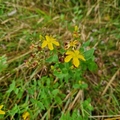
[0,0,120,120]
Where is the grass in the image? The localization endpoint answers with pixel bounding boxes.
[0,0,120,120]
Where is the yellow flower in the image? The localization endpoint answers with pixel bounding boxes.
[22,111,30,120]
[70,40,79,48]
[0,105,5,115]
[41,35,59,50]
[74,25,78,32]
[79,80,84,84]
[73,26,79,38]
[39,35,44,41]
[64,50,85,67]
[64,40,79,50]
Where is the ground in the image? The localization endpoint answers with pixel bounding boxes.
[0,0,120,120]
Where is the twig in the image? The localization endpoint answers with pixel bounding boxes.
[68,90,83,111]
[7,50,32,64]
[102,68,120,96]
[89,115,120,118]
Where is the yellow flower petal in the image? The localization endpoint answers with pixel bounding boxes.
[66,51,74,55]
[42,41,47,48]
[64,55,72,62]
[45,35,50,42]
[0,105,5,115]
[48,43,53,50]
[73,57,79,67]
[22,111,30,120]
[78,54,86,61]
[70,40,78,47]
[0,110,5,115]
[74,50,86,61]
[74,50,79,55]
[52,40,59,46]
[0,105,3,109]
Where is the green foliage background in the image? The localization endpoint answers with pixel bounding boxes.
[0,0,120,120]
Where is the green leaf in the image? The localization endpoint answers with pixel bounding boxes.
[53,68,69,80]
[73,84,80,89]
[17,88,24,99]
[52,89,59,96]
[72,109,81,119]
[55,96,62,104]
[83,98,94,111]
[60,112,71,120]
[7,80,15,93]
[80,83,88,89]
[0,4,5,15]
[82,41,90,48]
[37,101,45,110]
[84,48,94,60]
[73,68,82,80]
[14,88,19,94]
[87,60,98,72]
[73,83,88,89]
[8,104,19,116]
[0,55,7,73]
[46,54,58,63]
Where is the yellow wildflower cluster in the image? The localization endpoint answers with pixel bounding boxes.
[64,26,85,67]
[41,26,85,67]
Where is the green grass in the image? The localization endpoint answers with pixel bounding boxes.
[0,0,120,120]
